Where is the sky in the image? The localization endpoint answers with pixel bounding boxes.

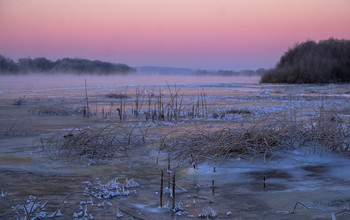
[0,0,349,70]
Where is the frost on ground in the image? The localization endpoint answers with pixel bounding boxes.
[86,177,139,199]
[7,177,139,219]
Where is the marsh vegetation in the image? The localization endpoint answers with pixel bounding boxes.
[1,75,350,219]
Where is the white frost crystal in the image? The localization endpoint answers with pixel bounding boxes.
[125,178,139,188]
[49,209,63,217]
[1,189,7,197]
[198,206,218,218]
[73,211,84,218]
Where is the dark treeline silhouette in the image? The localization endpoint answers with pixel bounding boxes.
[0,56,136,74]
[194,68,266,76]
[261,38,350,83]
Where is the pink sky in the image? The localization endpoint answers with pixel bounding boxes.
[0,0,349,70]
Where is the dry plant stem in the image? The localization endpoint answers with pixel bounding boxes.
[196,93,200,118]
[203,91,207,117]
[160,170,164,207]
[332,210,350,219]
[291,201,310,214]
[178,94,184,120]
[28,200,37,216]
[22,200,36,219]
[147,93,151,121]
[134,86,146,118]
[8,119,18,133]
[135,86,139,118]
[84,79,89,117]
[167,156,171,189]
[332,199,350,219]
[122,86,127,121]
[170,182,187,192]
[166,82,182,121]
[119,97,123,121]
[158,89,162,120]
[95,96,98,118]
[172,172,175,211]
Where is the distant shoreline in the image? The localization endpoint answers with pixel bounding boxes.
[0,55,137,75]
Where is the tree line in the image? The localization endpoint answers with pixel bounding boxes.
[194,68,266,76]
[261,38,350,83]
[0,56,136,74]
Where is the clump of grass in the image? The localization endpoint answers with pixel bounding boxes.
[160,123,291,166]
[13,95,26,106]
[38,124,149,162]
[160,109,349,166]
[29,104,84,116]
[305,108,350,152]
[106,93,128,99]
[225,108,251,114]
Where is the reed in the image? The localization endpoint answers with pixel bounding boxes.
[84,79,90,117]
[172,172,175,211]
[160,170,164,207]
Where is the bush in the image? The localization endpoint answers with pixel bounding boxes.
[261,38,350,84]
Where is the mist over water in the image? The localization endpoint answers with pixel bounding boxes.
[0,73,260,93]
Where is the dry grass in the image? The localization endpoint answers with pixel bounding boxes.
[38,124,150,162]
[160,109,350,167]
[105,93,128,99]
[29,104,84,116]
[160,122,292,166]
[225,108,251,115]
[13,95,26,106]
[0,116,32,136]
[306,108,350,152]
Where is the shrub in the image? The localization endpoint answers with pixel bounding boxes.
[261,38,350,84]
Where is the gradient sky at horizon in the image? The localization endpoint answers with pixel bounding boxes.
[0,0,349,70]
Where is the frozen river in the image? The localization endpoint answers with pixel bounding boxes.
[0,74,349,219]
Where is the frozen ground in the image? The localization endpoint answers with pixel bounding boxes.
[0,74,349,219]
